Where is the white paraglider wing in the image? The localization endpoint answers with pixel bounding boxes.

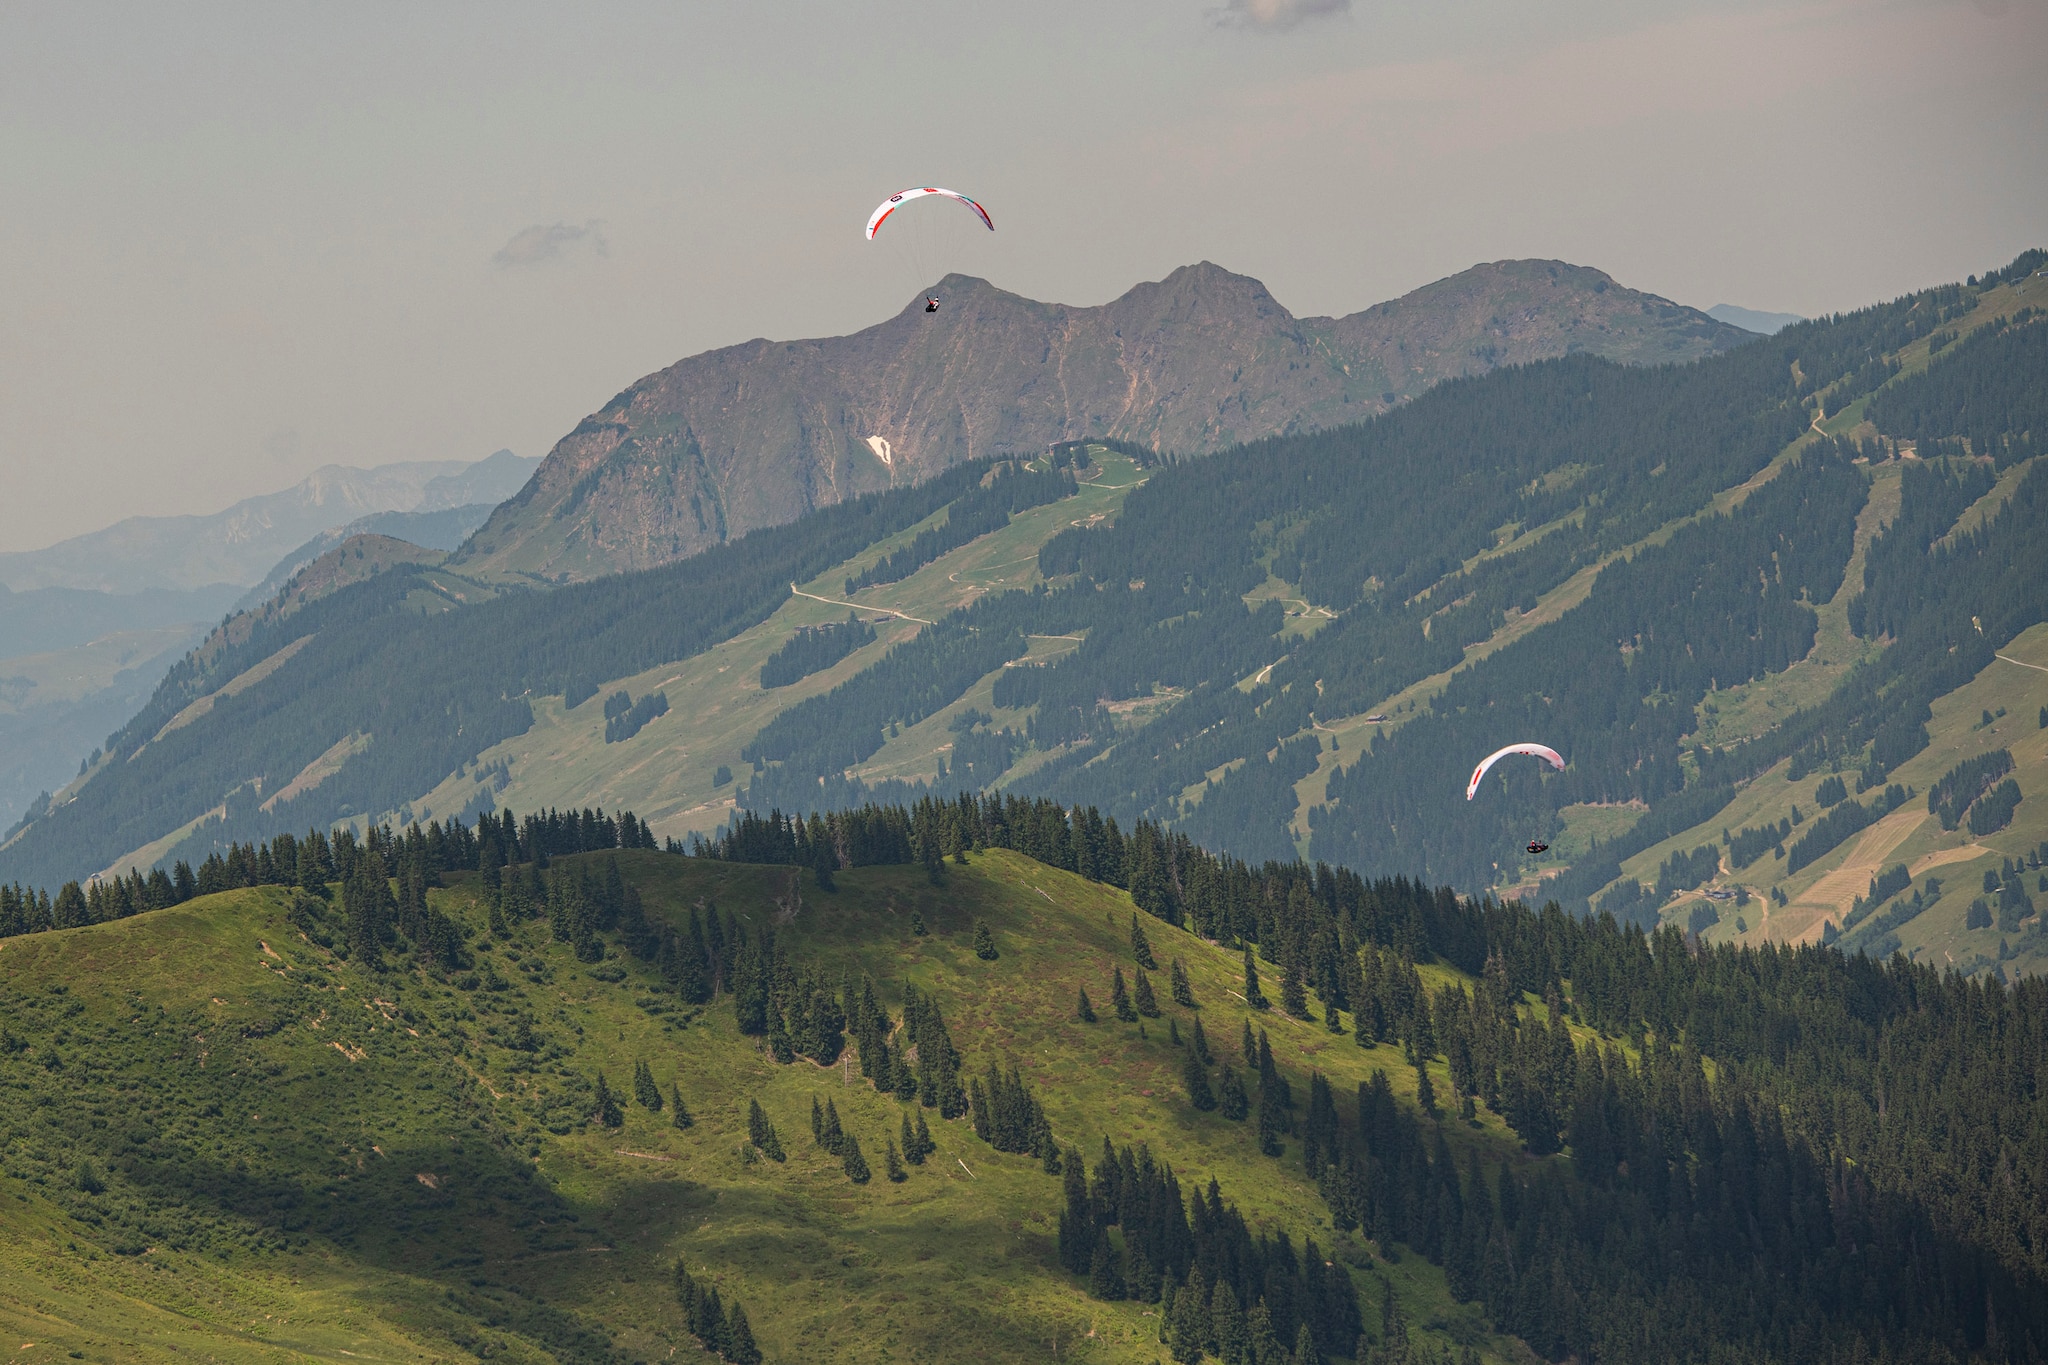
[865,187,995,240]
[1465,743,1566,800]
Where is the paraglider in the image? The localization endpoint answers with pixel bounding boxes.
[867,188,993,315]
[865,188,995,240]
[1526,841,1550,856]
[1464,743,1566,800]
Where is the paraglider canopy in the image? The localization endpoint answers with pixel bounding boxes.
[865,188,994,240]
[1465,743,1566,800]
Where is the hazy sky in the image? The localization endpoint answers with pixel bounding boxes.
[2,0,2043,552]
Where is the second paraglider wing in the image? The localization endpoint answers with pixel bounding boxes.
[1465,743,1567,799]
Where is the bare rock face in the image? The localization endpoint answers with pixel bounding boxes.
[455,260,1752,582]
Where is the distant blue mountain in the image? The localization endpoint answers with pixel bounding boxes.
[1707,303,1804,335]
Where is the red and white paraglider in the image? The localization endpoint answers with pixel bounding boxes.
[1465,743,1566,800]
[866,188,994,313]
[864,187,995,240]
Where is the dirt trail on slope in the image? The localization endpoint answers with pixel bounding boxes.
[1781,807,1927,943]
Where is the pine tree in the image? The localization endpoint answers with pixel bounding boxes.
[593,1072,624,1129]
[973,920,999,960]
[1415,1059,1437,1118]
[1077,985,1097,1022]
[747,1099,785,1160]
[1280,949,1310,1020]
[1169,1265,1210,1363]
[912,1109,934,1163]
[670,1084,693,1129]
[1210,1280,1247,1364]
[1112,968,1139,1022]
[1242,1019,1259,1068]
[820,1097,845,1154]
[841,1131,871,1183]
[1257,1081,1285,1156]
[885,1137,908,1182]
[633,1059,662,1110]
[1219,1065,1249,1121]
[724,1303,762,1365]
[1183,1047,1218,1111]
[1131,913,1158,969]
[1134,967,1161,1017]
[1088,1228,1127,1301]
[1292,1320,1322,1365]
[1247,1300,1285,1365]
[1171,957,1196,1008]
[768,1005,795,1064]
[1192,1016,1213,1065]
[1243,946,1269,1010]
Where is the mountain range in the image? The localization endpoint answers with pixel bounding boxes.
[6,251,2042,988]
[454,260,1752,582]
[0,448,537,597]
[0,449,538,834]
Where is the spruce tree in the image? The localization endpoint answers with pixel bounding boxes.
[1242,1019,1259,1068]
[724,1303,762,1365]
[1280,950,1310,1020]
[912,1110,934,1163]
[1246,1301,1284,1364]
[1257,1082,1285,1156]
[1210,1280,1247,1364]
[885,1136,908,1182]
[1183,1047,1218,1111]
[1112,968,1138,1022]
[1192,1016,1212,1065]
[820,1097,845,1155]
[670,1084,693,1129]
[593,1072,624,1128]
[973,920,999,960]
[1134,967,1161,1017]
[910,908,928,936]
[1292,1320,1322,1365]
[1170,957,1196,1008]
[1219,1065,1249,1120]
[1088,1228,1127,1301]
[1130,913,1158,969]
[768,1006,795,1064]
[841,1131,871,1183]
[1168,1017,1182,1046]
[1168,1266,1209,1364]
[747,1099,785,1160]
[633,1059,662,1110]
[1077,985,1097,1022]
[811,1095,825,1145]
[1243,946,1268,1010]
[1415,1059,1437,1118]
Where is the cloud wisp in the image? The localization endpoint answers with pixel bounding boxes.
[1212,0,1349,33]
[491,221,609,269]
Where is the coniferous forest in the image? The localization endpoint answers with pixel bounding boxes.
[6,794,2046,1361]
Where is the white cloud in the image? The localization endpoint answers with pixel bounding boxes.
[1212,0,1349,33]
[491,221,609,269]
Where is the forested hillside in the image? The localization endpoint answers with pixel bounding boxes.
[3,253,2044,983]
[3,798,2044,1362]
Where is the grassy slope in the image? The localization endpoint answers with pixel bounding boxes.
[0,848,1542,1363]
[399,455,1145,847]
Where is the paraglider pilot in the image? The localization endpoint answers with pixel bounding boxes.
[925,296,940,313]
